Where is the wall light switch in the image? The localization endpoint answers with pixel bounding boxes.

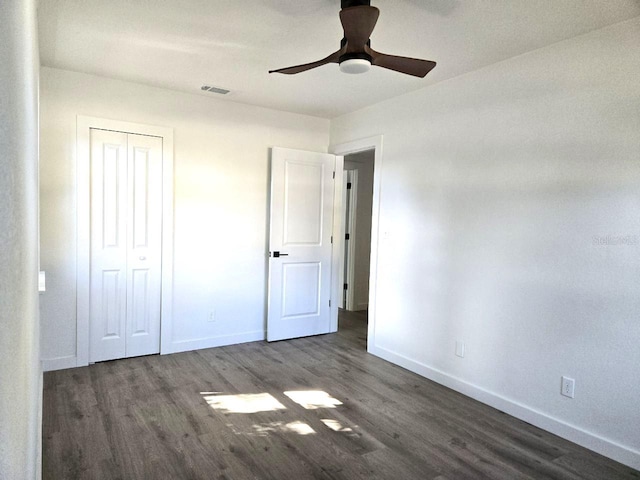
[455,341,465,358]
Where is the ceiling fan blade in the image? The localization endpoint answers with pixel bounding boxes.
[366,46,436,78]
[340,6,380,52]
[269,49,344,75]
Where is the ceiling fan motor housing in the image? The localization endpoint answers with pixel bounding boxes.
[339,38,373,64]
[341,0,371,8]
[339,52,372,63]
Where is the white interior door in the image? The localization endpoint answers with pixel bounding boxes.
[90,129,128,361]
[125,134,163,357]
[267,147,336,342]
[89,129,162,362]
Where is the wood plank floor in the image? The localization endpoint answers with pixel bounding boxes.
[43,310,640,480]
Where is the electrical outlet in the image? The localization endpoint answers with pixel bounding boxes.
[455,341,465,358]
[561,376,575,398]
[208,310,216,323]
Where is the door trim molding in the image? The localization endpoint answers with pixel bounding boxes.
[76,116,174,366]
[345,169,358,311]
[330,154,344,332]
[330,135,383,352]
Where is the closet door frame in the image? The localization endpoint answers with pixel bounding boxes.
[76,116,174,367]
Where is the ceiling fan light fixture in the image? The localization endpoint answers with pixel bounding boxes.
[269,3,436,78]
[339,58,371,74]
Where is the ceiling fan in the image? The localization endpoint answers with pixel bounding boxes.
[269,0,436,78]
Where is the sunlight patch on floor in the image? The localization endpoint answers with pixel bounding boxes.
[321,418,352,432]
[284,390,343,410]
[321,418,360,438]
[202,390,348,437]
[226,421,317,437]
[282,421,316,435]
[203,393,286,414]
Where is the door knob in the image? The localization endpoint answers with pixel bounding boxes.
[139,256,146,261]
[272,251,289,258]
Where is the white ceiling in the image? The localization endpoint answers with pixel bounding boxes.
[38,0,640,118]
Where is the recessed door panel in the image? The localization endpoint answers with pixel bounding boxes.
[129,269,153,338]
[102,144,121,248]
[132,146,150,248]
[282,262,321,318]
[101,270,123,338]
[284,162,324,245]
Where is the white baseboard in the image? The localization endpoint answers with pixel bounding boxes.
[165,330,265,355]
[42,355,78,372]
[42,331,266,370]
[368,343,640,471]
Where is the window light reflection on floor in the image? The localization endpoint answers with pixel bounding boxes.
[282,421,316,435]
[228,421,317,437]
[321,418,360,438]
[283,390,343,410]
[202,393,286,414]
[321,419,352,433]
[201,391,354,438]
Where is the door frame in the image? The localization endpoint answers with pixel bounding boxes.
[330,136,383,352]
[76,116,174,366]
[330,154,344,333]
[341,169,358,311]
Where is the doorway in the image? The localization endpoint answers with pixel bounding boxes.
[265,138,382,351]
[341,150,375,313]
[332,136,383,353]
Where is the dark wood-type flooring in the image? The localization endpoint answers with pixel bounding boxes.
[43,310,640,479]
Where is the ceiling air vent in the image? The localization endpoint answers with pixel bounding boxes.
[201,85,230,95]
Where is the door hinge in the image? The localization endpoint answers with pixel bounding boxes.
[329,300,332,307]
[347,182,352,190]
[345,233,350,240]
[331,235,333,244]
[332,171,336,179]
[343,283,348,290]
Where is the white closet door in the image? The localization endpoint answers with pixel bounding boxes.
[90,129,128,362]
[89,130,162,362]
[125,134,163,358]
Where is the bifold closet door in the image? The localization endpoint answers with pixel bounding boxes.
[89,129,162,363]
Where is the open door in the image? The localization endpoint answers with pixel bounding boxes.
[267,147,337,342]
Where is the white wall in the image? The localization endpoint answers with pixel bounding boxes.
[40,67,330,367]
[0,0,42,478]
[345,151,374,310]
[331,18,640,469]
